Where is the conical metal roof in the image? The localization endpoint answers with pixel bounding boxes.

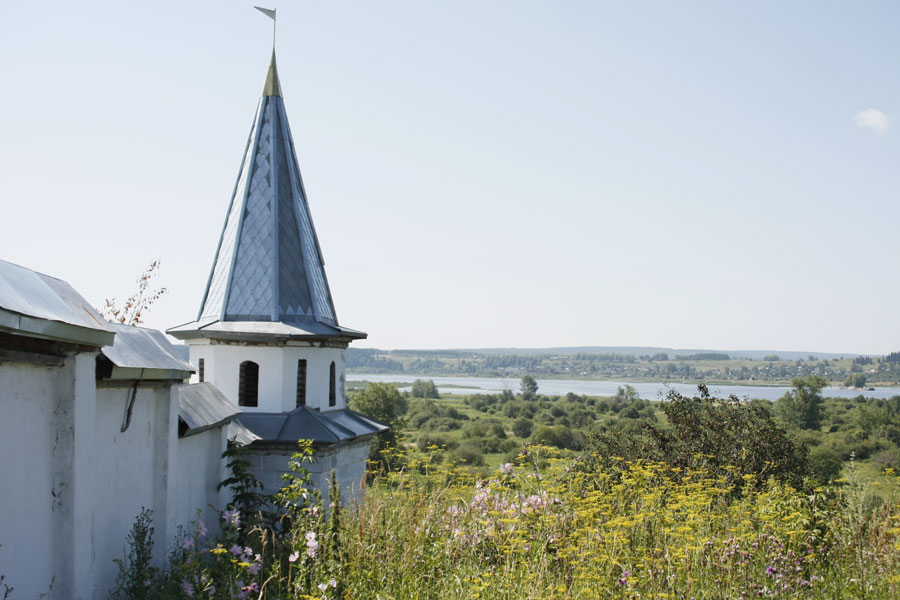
[169,52,364,342]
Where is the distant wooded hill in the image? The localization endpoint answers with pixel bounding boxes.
[346,346,899,385]
[351,346,856,362]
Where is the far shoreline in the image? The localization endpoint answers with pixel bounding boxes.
[346,371,899,390]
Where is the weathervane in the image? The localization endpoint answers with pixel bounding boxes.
[255,6,276,48]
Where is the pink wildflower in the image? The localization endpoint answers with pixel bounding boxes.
[183,537,195,550]
[289,551,300,563]
[222,509,240,527]
[196,521,207,537]
[305,531,319,558]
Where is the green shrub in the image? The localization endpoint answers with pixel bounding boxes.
[808,446,843,483]
[416,434,458,452]
[512,418,533,438]
[453,443,484,466]
[463,422,489,439]
[411,379,440,399]
[429,418,462,432]
[532,425,584,451]
[848,437,888,460]
[498,438,519,454]
[872,449,900,472]
[591,385,809,491]
[479,435,501,454]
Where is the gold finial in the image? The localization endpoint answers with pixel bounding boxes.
[255,7,280,96]
[262,49,282,97]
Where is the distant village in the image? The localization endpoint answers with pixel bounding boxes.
[348,347,898,385]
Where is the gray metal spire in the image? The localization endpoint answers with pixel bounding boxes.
[170,52,364,341]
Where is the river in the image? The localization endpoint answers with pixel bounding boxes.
[346,373,900,402]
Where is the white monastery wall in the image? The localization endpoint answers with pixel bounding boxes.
[306,437,370,506]
[91,383,176,591]
[172,427,229,536]
[0,354,232,599]
[0,356,72,597]
[188,343,347,412]
[245,438,371,508]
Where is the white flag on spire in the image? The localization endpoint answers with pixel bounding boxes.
[254,6,276,20]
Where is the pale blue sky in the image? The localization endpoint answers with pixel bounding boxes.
[1,1,898,354]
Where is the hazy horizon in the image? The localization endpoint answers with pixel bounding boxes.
[346,344,861,359]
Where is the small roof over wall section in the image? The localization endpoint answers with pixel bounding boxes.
[97,323,194,381]
[178,382,240,437]
[236,407,388,446]
[0,258,113,347]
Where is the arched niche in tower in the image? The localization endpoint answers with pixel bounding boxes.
[239,360,260,407]
[329,361,336,407]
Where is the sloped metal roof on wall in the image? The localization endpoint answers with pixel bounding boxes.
[236,407,388,446]
[99,323,194,380]
[178,382,240,437]
[0,258,113,347]
[169,52,363,343]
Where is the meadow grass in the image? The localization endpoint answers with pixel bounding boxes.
[134,445,900,599]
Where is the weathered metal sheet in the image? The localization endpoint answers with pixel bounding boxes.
[199,101,261,322]
[326,409,389,437]
[234,412,285,441]
[178,382,240,435]
[168,318,366,342]
[100,323,193,377]
[235,407,386,445]
[0,259,114,347]
[227,420,261,445]
[226,97,276,320]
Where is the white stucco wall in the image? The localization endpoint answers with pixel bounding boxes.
[0,355,72,598]
[172,427,229,536]
[245,438,371,507]
[305,438,371,506]
[0,353,232,599]
[187,341,347,413]
[92,383,175,591]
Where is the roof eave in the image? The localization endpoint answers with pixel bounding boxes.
[180,414,239,438]
[101,366,193,382]
[167,320,367,343]
[246,431,380,448]
[0,308,115,348]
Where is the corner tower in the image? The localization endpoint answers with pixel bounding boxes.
[168,51,366,416]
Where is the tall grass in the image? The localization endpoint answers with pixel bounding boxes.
[119,446,900,599]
